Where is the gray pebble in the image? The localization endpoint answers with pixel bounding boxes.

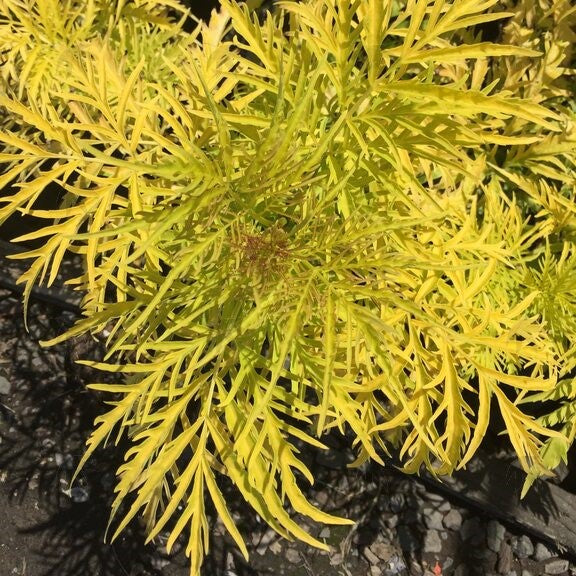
[444,509,463,530]
[31,354,45,370]
[533,542,554,561]
[384,554,407,576]
[64,454,75,470]
[442,558,454,572]
[386,514,399,529]
[389,493,405,513]
[462,517,485,545]
[41,437,55,448]
[512,535,534,559]
[425,491,445,503]
[70,486,89,503]
[285,548,300,564]
[424,510,445,531]
[487,520,506,553]
[423,530,443,553]
[151,557,170,570]
[544,559,569,574]
[0,374,10,394]
[522,570,534,576]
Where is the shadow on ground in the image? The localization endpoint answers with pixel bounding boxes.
[0,292,192,576]
[0,289,391,576]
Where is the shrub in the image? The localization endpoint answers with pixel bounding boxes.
[0,0,575,573]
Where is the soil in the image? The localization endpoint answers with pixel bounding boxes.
[0,288,391,576]
[1,286,576,576]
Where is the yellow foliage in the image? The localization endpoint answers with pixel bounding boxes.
[0,0,575,574]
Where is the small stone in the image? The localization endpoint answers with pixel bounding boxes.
[371,541,394,561]
[364,547,380,565]
[225,551,235,572]
[544,559,569,574]
[32,356,49,372]
[423,530,442,553]
[370,566,382,576]
[439,501,451,512]
[533,542,554,561]
[497,540,513,574]
[285,548,300,564]
[442,558,454,572]
[258,529,276,547]
[443,509,463,531]
[397,525,418,552]
[512,535,534,559]
[329,552,344,566]
[425,491,445,502]
[314,491,329,507]
[150,557,170,570]
[424,510,444,531]
[467,458,485,473]
[385,555,407,576]
[389,493,405,513]
[268,540,282,554]
[70,486,89,503]
[318,527,331,539]
[386,514,399,529]
[522,571,534,576]
[462,517,485,545]
[487,520,506,553]
[0,375,11,394]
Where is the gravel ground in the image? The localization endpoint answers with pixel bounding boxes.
[1,288,576,576]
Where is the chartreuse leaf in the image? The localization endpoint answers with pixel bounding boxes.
[317,289,336,435]
[381,82,561,130]
[202,458,249,559]
[429,343,474,475]
[459,371,492,470]
[110,420,203,541]
[358,0,391,86]
[492,384,565,474]
[401,43,541,64]
[521,436,571,499]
